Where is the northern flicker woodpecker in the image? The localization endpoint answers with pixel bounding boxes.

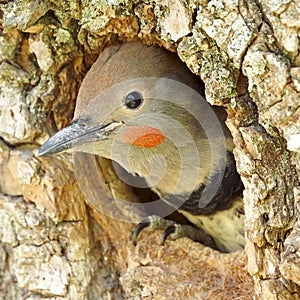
[38,42,245,252]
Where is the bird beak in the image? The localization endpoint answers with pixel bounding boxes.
[37,120,122,157]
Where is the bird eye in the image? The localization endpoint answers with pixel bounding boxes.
[124,91,143,109]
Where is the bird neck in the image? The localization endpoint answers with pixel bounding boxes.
[118,136,214,197]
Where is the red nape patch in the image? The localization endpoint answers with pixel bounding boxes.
[122,126,165,148]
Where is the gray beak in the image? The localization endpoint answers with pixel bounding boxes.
[37,119,121,157]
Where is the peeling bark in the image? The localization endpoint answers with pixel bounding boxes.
[0,0,299,299]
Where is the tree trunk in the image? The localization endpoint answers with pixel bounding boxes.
[0,0,299,299]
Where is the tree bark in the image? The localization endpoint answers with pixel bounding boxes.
[0,0,299,299]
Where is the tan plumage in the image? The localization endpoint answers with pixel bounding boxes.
[38,42,244,252]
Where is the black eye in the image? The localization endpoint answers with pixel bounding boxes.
[124,91,143,109]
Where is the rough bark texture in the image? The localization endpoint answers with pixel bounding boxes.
[0,0,299,299]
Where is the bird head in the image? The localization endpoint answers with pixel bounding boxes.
[38,42,227,196]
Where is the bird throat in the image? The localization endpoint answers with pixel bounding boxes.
[121,126,165,148]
